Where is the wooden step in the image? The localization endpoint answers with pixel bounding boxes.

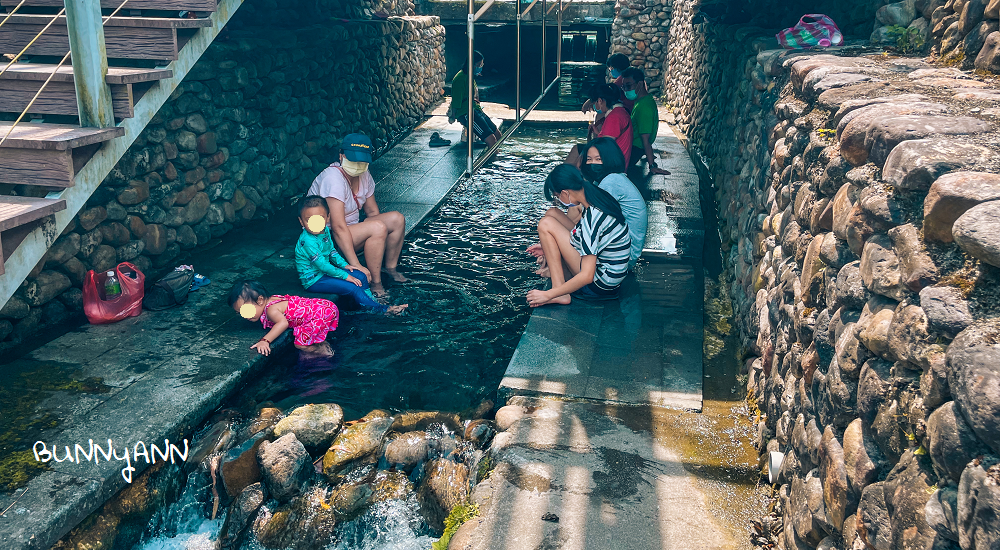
[0,14,212,60]
[1,0,217,12]
[0,64,172,119]
[0,196,67,275]
[0,122,124,187]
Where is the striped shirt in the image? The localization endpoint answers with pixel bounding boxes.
[570,206,631,291]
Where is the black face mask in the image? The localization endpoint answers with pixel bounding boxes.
[581,162,605,182]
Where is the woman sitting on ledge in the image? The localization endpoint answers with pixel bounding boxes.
[526,163,631,307]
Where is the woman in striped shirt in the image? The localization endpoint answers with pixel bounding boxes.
[526,163,632,307]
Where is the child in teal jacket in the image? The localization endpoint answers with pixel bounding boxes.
[296,196,407,315]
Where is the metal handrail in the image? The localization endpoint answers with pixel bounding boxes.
[465,0,563,177]
[0,0,129,148]
[0,0,26,29]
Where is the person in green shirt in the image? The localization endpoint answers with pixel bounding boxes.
[621,67,670,175]
[448,50,502,146]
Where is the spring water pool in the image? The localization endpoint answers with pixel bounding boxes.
[130,128,587,550]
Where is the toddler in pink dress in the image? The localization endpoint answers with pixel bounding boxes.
[228,280,338,357]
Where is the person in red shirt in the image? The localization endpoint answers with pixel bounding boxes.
[567,83,633,168]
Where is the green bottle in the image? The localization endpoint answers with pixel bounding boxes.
[105,271,122,299]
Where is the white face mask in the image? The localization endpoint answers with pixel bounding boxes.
[341,159,369,177]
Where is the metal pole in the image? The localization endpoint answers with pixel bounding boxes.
[466,0,474,177]
[64,0,114,127]
[556,0,561,81]
[516,0,521,121]
[540,0,545,96]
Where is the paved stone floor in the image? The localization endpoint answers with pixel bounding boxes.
[0,118,473,550]
[500,131,706,411]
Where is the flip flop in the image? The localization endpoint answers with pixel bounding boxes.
[190,274,211,291]
[429,132,451,147]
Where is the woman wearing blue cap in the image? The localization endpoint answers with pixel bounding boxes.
[307,133,408,297]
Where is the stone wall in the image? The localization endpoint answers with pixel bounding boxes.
[871,0,1000,72]
[666,11,1000,547]
[0,12,445,346]
[609,0,670,94]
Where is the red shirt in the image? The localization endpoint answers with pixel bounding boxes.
[599,105,633,165]
[613,75,635,112]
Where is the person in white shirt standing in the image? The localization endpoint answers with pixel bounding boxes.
[308,133,407,297]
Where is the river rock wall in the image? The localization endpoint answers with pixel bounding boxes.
[667,16,1000,549]
[609,0,670,95]
[0,14,445,346]
[870,0,1000,71]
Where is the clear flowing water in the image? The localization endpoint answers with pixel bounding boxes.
[131,128,584,550]
[261,128,584,421]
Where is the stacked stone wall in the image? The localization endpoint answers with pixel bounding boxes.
[0,14,445,345]
[667,12,1000,548]
[609,0,670,94]
[871,0,1000,71]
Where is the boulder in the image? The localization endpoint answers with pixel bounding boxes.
[837,103,948,165]
[21,270,71,307]
[273,403,343,449]
[252,486,337,550]
[946,319,1000,454]
[925,487,960,543]
[974,31,1000,72]
[45,234,80,266]
[888,304,941,369]
[390,410,462,433]
[843,418,883,503]
[927,401,986,484]
[866,115,993,167]
[834,261,870,310]
[327,481,374,520]
[219,482,266,550]
[220,432,268,498]
[881,139,993,192]
[959,0,988,34]
[820,426,849,531]
[383,431,430,470]
[883,451,937,549]
[858,358,894,425]
[322,414,394,481]
[0,295,29,319]
[495,405,527,430]
[919,285,973,338]
[417,458,470,532]
[858,482,893,550]
[924,171,1000,242]
[957,461,1000,550]
[371,470,414,503]
[878,0,918,25]
[888,224,938,292]
[953,201,1000,267]
[860,234,907,301]
[257,433,312,502]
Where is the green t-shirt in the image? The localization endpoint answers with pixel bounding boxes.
[631,94,658,149]
[450,70,482,118]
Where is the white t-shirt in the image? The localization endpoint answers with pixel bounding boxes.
[307,162,375,226]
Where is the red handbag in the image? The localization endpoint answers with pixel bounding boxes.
[83,262,145,324]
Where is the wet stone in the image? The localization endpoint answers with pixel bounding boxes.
[257,433,312,503]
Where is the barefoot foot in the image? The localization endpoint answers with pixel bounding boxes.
[529,294,571,307]
[371,282,387,297]
[298,341,333,357]
[383,268,408,283]
[534,266,551,278]
[386,304,409,315]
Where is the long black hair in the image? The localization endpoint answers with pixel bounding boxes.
[462,50,484,74]
[607,53,630,72]
[544,163,626,225]
[585,137,627,176]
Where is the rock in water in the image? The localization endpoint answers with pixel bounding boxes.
[383,431,430,470]
[417,458,470,532]
[372,470,414,503]
[328,481,374,520]
[253,485,337,550]
[322,414,394,481]
[219,482,267,550]
[221,432,268,498]
[258,433,313,502]
[390,410,462,433]
[946,320,1000,456]
[274,403,344,449]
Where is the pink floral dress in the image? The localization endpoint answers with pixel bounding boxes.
[260,295,339,346]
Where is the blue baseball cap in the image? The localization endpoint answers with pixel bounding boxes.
[341,133,373,163]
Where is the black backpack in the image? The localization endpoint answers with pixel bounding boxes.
[143,269,195,311]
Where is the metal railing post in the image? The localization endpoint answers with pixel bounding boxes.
[540,0,545,95]
[515,0,520,121]
[556,0,561,81]
[64,0,114,128]
[466,0,474,177]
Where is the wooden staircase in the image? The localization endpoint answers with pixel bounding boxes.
[0,0,241,294]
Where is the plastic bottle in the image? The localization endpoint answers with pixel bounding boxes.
[105,270,122,299]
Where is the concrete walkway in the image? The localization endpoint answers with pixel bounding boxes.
[0,119,471,550]
[500,131,705,411]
